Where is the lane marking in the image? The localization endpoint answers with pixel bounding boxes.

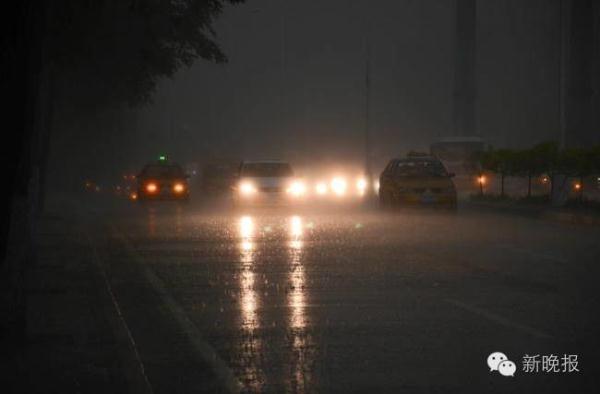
[445,298,554,340]
[110,224,242,394]
[85,232,155,394]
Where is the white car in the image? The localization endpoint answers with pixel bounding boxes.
[235,160,306,203]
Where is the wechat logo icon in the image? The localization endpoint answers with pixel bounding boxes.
[487,351,516,377]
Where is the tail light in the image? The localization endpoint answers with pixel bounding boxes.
[173,182,185,194]
[145,182,158,193]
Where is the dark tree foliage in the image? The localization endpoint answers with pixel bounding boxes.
[480,142,600,199]
[0,0,244,366]
[480,148,516,197]
[47,0,245,106]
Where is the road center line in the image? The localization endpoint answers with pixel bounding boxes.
[445,298,554,340]
[110,223,243,394]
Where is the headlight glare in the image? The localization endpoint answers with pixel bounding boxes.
[315,182,328,195]
[287,180,306,197]
[331,177,347,196]
[240,181,256,196]
[356,178,367,195]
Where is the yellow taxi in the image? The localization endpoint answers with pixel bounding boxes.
[379,155,457,209]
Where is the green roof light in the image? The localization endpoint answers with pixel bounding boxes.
[158,155,167,162]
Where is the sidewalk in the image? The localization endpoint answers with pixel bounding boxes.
[16,212,149,394]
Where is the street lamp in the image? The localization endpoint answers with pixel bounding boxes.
[477,174,486,196]
[363,28,373,198]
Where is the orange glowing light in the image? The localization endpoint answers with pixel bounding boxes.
[145,182,158,193]
[130,192,138,200]
[477,176,486,185]
[173,182,185,194]
[574,183,581,190]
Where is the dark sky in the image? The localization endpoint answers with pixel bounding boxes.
[138,0,570,171]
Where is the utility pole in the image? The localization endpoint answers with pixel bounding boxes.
[279,5,287,158]
[364,33,372,191]
[558,0,568,150]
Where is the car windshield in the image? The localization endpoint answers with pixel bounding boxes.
[393,159,448,177]
[141,164,185,178]
[241,163,293,177]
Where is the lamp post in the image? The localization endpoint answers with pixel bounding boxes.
[478,174,485,196]
[363,30,373,197]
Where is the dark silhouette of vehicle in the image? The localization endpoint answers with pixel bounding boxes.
[234,160,306,205]
[379,155,457,210]
[136,160,189,201]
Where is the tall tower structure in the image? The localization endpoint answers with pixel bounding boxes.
[453,0,477,137]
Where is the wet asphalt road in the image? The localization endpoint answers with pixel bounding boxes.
[88,200,600,393]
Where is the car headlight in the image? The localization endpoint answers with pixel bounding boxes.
[356,178,367,195]
[331,177,347,196]
[239,181,256,196]
[287,180,306,197]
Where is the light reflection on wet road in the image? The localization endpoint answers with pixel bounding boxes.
[237,215,263,390]
[110,203,600,393]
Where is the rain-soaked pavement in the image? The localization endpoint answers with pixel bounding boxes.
[85,200,600,393]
